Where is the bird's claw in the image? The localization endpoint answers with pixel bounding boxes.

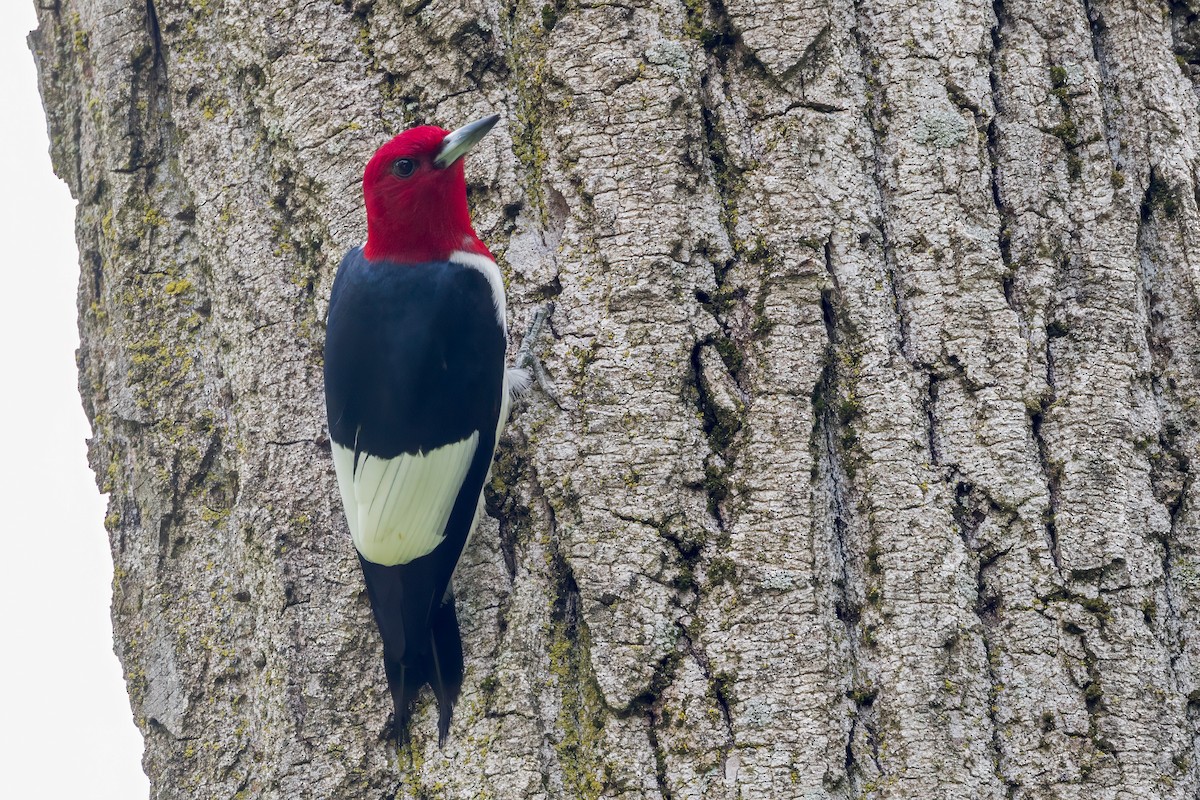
[513,302,559,405]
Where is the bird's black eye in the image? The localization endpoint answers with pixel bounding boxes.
[391,158,417,178]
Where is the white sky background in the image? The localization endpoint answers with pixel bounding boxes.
[0,5,149,797]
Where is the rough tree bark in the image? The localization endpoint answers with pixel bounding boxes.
[30,0,1200,797]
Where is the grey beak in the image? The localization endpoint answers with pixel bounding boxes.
[435,114,501,168]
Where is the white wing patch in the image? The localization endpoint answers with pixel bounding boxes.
[332,432,480,566]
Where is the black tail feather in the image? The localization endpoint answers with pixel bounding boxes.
[427,598,464,745]
[379,598,463,745]
[382,656,424,745]
[360,554,465,744]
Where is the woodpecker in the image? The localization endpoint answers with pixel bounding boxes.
[323,114,523,744]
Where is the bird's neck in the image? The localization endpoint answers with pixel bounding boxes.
[363,179,490,264]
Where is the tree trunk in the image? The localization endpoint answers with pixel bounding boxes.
[31,0,1200,797]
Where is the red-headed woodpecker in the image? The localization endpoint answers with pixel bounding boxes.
[323,114,524,743]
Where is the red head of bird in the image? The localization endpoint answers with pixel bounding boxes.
[361,114,500,264]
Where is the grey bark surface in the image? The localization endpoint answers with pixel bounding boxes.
[31,0,1200,797]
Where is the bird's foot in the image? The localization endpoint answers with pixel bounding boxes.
[511,302,559,405]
